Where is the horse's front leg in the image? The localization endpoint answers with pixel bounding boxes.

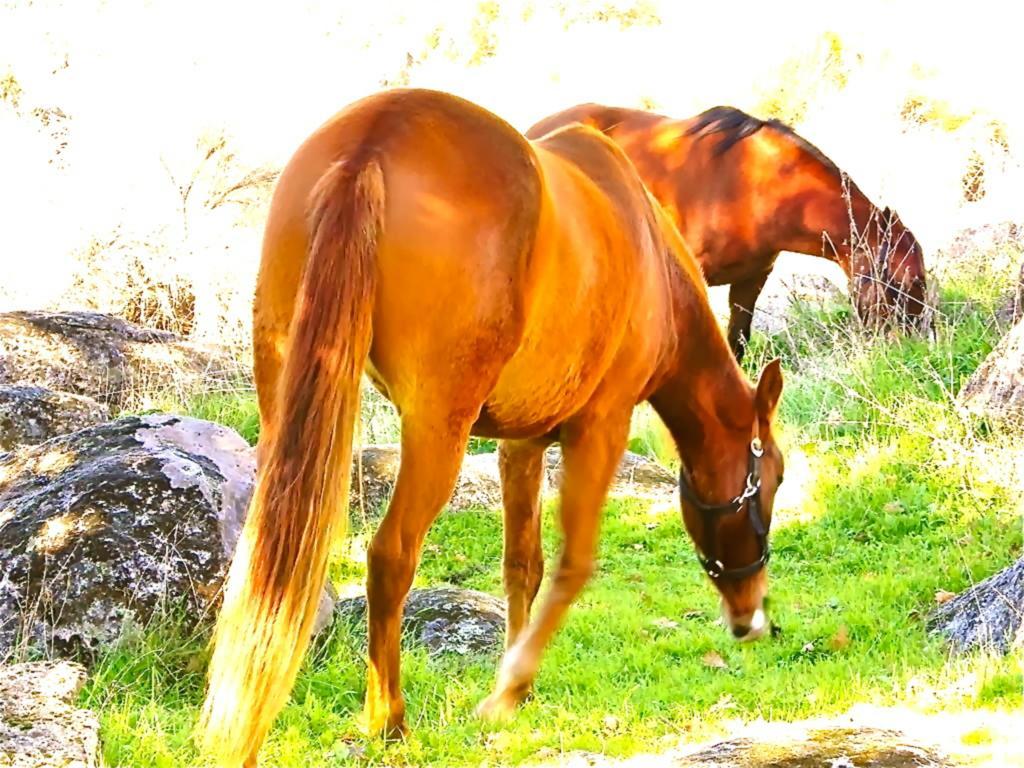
[477,410,630,720]
[498,437,553,649]
[726,266,772,362]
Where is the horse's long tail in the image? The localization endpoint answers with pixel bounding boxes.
[198,155,383,767]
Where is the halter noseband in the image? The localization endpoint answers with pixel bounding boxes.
[678,436,770,581]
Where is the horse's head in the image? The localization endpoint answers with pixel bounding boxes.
[852,206,928,329]
[678,359,785,642]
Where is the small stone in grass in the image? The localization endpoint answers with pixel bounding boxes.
[702,650,728,669]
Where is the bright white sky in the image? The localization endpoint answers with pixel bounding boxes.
[1,0,1020,308]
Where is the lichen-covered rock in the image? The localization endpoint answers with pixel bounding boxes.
[348,445,503,517]
[0,414,304,659]
[0,310,234,413]
[545,446,676,498]
[928,557,1024,654]
[671,725,949,767]
[935,221,1023,272]
[542,720,952,767]
[349,444,674,519]
[752,272,847,336]
[934,222,1024,326]
[335,587,505,656]
[996,259,1024,326]
[957,318,1024,424]
[348,445,403,518]
[0,660,100,768]
[0,386,107,452]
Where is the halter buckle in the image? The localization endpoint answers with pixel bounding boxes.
[732,473,761,505]
[684,431,771,583]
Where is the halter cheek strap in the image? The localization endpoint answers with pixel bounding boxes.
[678,436,771,581]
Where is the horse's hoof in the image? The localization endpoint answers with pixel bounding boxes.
[357,708,407,740]
[475,692,517,723]
[475,683,531,723]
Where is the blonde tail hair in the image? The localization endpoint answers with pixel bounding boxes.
[198,156,384,767]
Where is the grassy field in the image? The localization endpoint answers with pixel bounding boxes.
[82,266,1023,767]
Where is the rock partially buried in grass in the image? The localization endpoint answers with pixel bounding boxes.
[671,724,950,767]
[751,270,847,337]
[545,445,676,498]
[928,556,1024,655]
[0,660,100,768]
[349,446,503,518]
[348,444,675,519]
[0,385,107,452]
[334,587,505,656]
[547,724,951,767]
[0,414,332,659]
[0,310,235,413]
[957,315,1024,424]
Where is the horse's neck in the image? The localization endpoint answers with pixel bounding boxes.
[649,257,753,465]
[766,142,877,276]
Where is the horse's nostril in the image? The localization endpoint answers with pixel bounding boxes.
[731,624,750,639]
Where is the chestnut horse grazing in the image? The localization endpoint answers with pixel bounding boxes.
[198,89,785,767]
[528,104,929,360]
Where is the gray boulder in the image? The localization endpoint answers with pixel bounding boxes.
[348,444,674,520]
[0,414,334,659]
[934,221,1023,271]
[929,557,1024,654]
[0,660,100,768]
[349,446,503,518]
[0,311,233,413]
[0,385,107,452]
[335,587,505,656]
[671,725,949,767]
[545,721,951,767]
[752,272,847,336]
[545,445,676,498]
[957,317,1024,424]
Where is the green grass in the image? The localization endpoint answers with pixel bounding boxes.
[185,389,262,445]
[82,273,1024,766]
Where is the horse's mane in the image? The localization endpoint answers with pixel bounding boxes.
[685,106,843,180]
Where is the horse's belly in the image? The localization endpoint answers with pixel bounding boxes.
[472,327,619,438]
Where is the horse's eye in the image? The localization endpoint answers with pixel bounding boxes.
[778,474,785,485]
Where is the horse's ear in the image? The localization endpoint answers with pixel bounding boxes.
[755,358,784,418]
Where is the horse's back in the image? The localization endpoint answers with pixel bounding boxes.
[475,124,675,435]
[526,103,666,140]
[257,89,547,407]
[259,89,673,436]
[529,102,785,279]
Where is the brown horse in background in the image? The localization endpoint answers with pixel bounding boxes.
[198,89,785,767]
[528,104,929,360]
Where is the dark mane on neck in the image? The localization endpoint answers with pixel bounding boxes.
[685,106,844,181]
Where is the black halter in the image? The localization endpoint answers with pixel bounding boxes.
[678,437,770,581]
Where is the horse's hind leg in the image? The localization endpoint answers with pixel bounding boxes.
[360,405,479,737]
[498,437,553,648]
[478,409,631,720]
[252,245,305,463]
